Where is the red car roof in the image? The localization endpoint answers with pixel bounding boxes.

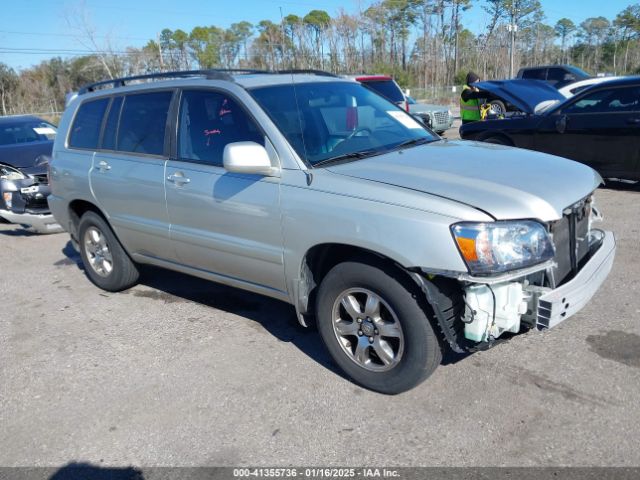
[355,75,393,82]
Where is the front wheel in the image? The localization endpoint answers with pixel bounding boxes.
[78,211,139,291]
[315,261,442,394]
[489,99,506,115]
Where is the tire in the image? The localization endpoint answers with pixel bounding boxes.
[484,135,513,146]
[78,211,139,291]
[315,260,443,394]
[489,99,506,115]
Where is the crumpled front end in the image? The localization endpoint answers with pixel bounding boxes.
[416,194,615,351]
[0,164,62,233]
[458,195,614,345]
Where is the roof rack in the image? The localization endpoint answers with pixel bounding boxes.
[275,69,340,77]
[77,68,270,95]
[77,68,341,96]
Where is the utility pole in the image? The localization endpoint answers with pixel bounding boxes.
[279,6,286,69]
[157,33,164,71]
[508,23,518,77]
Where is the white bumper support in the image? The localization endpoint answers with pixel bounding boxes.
[0,209,63,234]
[537,230,616,329]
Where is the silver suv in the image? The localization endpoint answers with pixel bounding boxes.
[49,69,615,394]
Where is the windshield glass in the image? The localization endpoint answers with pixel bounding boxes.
[250,81,436,166]
[0,120,57,146]
[567,66,590,80]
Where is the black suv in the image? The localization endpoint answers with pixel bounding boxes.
[516,65,590,89]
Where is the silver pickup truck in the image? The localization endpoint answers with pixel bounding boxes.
[48,70,615,394]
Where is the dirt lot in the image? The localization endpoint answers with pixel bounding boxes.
[1,139,639,466]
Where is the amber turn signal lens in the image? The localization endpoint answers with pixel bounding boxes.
[455,236,478,262]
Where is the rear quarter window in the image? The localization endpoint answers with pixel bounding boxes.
[361,80,405,103]
[521,69,547,80]
[68,98,110,149]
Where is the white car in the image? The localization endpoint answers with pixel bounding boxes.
[558,76,622,98]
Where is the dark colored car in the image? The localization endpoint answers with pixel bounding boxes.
[460,76,640,181]
[0,115,61,232]
[472,79,566,117]
[516,65,591,89]
[350,75,409,112]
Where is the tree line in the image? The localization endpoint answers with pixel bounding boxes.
[1,0,639,117]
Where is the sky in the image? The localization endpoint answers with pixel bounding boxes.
[0,0,634,71]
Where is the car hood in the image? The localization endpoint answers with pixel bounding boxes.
[326,140,602,222]
[475,79,566,114]
[0,141,52,175]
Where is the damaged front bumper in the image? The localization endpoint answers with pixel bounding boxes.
[0,209,62,233]
[415,229,615,351]
[0,172,62,234]
[536,230,615,329]
[460,230,616,343]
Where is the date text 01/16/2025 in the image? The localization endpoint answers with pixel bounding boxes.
[232,468,400,478]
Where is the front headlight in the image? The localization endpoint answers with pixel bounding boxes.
[451,220,555,275]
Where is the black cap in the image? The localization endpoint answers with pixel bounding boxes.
[466,71,480,85]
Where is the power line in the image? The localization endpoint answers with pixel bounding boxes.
[0,30,149,41]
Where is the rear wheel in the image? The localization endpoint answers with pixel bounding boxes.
[78,211,139,291]
[316,260,442,394]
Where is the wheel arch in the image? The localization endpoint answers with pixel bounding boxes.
[67,200,110,249]
[293,243,407,324]
[477,131,515,146]
[294,242,468,353]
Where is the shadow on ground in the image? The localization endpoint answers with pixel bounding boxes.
[0,225,40,237]
[135,265,345,377]
[49,463,143,480]
[602,179,640,192]
[58,240,342,378]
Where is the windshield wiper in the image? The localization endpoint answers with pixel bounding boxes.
[391,137,433,151]
[313,149,380,167]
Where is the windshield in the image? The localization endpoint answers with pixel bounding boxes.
[566,66,590,80]
[250,81,436,166]
[0,120,57,146]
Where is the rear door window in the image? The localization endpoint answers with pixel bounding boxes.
[69,98,109,149]
[177,90,264,167]
[117,91,173,156]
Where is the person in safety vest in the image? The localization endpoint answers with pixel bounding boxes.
[460,72,483,124]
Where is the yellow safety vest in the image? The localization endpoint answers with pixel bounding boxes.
[460,85,481,122]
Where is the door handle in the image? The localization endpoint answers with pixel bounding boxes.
[167,173,191,185]
[626,117,640,125]
[555,114,568,134]
[97,160,111,172]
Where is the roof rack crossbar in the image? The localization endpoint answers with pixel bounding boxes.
[78,68,269,95]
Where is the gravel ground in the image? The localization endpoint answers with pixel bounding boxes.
[1,137,639,467]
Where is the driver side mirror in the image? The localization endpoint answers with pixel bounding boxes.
[223,142,278,177]
[555,114,568,134]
